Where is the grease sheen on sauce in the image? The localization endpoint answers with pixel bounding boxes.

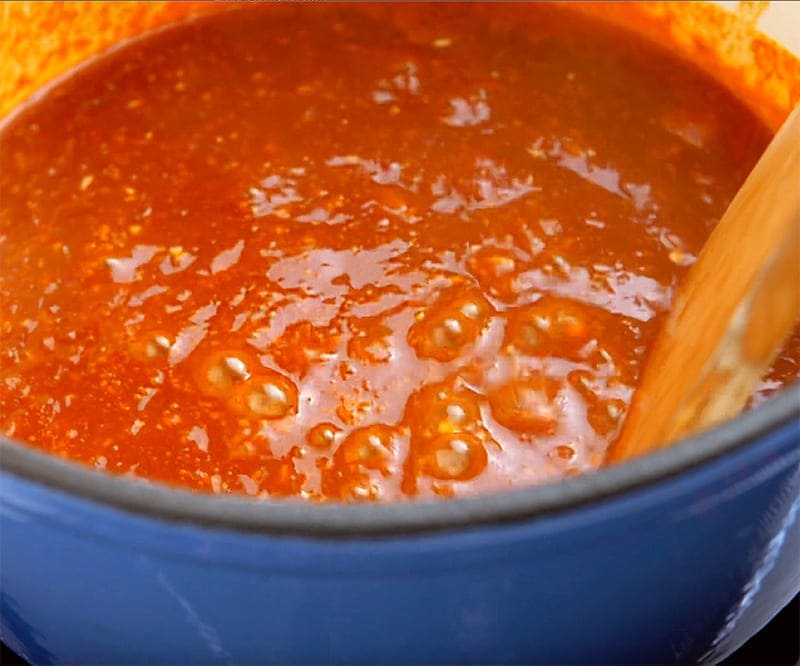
[1,4,797,501]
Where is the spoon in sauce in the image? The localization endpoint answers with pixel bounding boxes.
[606,104,800,464]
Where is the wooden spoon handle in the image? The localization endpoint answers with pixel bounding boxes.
[606,104,800,464]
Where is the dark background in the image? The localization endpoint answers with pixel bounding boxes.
[721,594,799,665]
[1,594,797,665]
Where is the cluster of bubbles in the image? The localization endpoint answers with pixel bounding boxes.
[132,268,628,499]
[197,351,298,420]
[407,285,492,362]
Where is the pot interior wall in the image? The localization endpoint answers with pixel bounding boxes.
[1,2,799,127]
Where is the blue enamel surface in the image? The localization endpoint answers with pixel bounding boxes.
[2,419,799,664]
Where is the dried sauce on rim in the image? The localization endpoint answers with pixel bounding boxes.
[1,4,797,501]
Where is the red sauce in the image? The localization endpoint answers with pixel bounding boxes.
[1,4,796,500]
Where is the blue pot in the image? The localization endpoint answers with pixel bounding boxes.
[1,386,798,664]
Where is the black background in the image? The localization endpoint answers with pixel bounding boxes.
[1,593,797,665]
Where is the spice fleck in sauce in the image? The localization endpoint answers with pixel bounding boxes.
[1,4,797,500]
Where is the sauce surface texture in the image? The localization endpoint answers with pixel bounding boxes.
[1,4,797,500]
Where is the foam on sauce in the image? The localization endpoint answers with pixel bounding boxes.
[1,4,796,500]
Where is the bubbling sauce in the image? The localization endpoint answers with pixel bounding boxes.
[1,4,797,501]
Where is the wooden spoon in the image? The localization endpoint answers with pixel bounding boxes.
[606,104,800,464]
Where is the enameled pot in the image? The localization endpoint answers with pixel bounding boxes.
[1,3,798,663]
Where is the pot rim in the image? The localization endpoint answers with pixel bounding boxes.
[1,384,797,538]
